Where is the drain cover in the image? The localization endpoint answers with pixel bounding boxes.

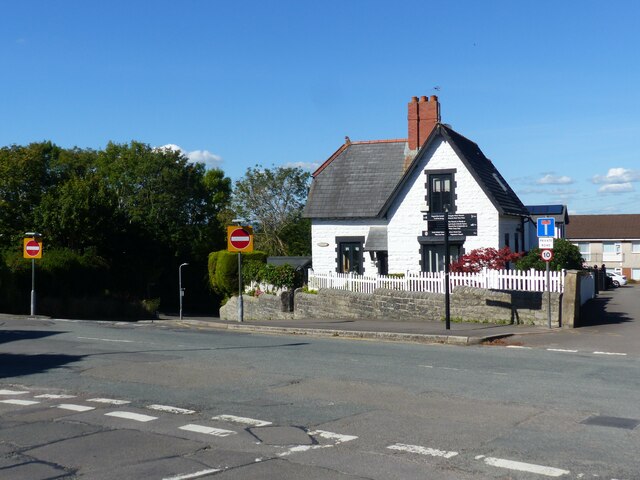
[581,415,639,430]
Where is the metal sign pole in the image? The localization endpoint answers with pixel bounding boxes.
[546,260,551,328]
[238,252,243,323]
[30,258,36,317]
[444,210,451,330]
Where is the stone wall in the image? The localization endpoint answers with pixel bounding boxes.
[221,286,563,326]
[294,286,561,326]
[220,291,293,321]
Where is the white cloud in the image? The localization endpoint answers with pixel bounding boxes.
[597,183,634,193]
[536,174,573,185]
[157,144,222,169]
[284,161,321,172]
[592,167,640,184]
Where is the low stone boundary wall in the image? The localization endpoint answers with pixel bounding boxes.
[295,286,561,326]
[221,285,562,326]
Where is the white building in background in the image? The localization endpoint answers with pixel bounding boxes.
[304,96,529,275]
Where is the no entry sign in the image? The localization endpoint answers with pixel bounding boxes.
[23,238,43,259]
[227,226,254,253]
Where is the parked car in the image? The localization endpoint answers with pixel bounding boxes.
[607,271,627,287]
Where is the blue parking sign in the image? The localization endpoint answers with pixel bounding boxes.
[537,217,555,237]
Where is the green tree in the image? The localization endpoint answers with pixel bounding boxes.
[0,142,60,249]
[232,166,310,256]
[516,238,584,271]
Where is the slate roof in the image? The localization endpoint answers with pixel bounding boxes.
[565,214,640,240]
[304,124,528,219]
[304,140,407,218]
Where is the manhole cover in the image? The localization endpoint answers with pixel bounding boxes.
[581,415,639,430]
[249,426,313,446]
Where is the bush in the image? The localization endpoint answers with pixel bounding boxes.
[208,250,268,298]
[516,238,584,271]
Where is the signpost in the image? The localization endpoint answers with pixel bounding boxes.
[23,233,43,317]
[227,225,254,323]
[536,220,554,328]
[426,212,478,330]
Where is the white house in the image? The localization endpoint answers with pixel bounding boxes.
[303,96,529,275]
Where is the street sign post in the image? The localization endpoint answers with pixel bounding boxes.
[537,217,555,237]
[23,234,43,317]
[424,212,477,330]
[227,226,254,323]
[539,248,553,329]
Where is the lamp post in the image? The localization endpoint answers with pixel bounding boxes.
[179,263,188,320]
[24,232,42,317]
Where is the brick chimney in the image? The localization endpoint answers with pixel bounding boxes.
[408,95,440,150]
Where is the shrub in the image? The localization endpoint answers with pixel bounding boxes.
[516,238,583,271]
[207,250,268,298]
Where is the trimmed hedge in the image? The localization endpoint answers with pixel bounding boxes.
[208,250,268,298]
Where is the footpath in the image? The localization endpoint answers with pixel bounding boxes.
[160,315,548,346]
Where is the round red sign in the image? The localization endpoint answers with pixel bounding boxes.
[25,240,41,257]
[540,249,553,262]
[229,228,251,249]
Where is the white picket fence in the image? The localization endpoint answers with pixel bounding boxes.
[308,268,564,294]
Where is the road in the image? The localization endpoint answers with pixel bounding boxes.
[0,315,639,479]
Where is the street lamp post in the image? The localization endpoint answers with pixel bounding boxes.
[25,232,42,317]
[179,263,188,320]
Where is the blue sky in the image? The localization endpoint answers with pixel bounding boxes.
[2,0,640,214]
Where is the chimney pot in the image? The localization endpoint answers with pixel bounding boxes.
[420,96,428,102]
[410,96,419,103]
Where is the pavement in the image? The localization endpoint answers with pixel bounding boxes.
[160,315,547,346]
[159,284,640,351]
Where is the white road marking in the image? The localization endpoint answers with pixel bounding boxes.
[87,398,131,405]
[77,336,134,343]
[0,389,29,395]
[212,414,272,427]
[35,394,76,399]
[162,469,221,480]
[593,351,627,356]
[506,345,532,349]
[547,348,578,353]
[0,399,39,406]
[419,365,434,368]
[105,411,157,422]
[308,430,358,443]
[387,442,458,459]
[147,404,195,415]
[475,455,570,477]
[179,424,236,437]
[278,429,358,457]
[57,404,95,412]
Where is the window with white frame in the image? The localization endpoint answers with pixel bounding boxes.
[632,269,640,281]
[575,242,591,261]
[602,242,622,262]
[632,241,640,254]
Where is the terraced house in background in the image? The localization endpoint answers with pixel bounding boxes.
[304,96,529,275]
[567,214,640,281]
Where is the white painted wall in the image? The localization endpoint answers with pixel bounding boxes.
[310,219,387,275]
[385,138,502,272]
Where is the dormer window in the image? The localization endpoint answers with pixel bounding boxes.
[426,170,456,213]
